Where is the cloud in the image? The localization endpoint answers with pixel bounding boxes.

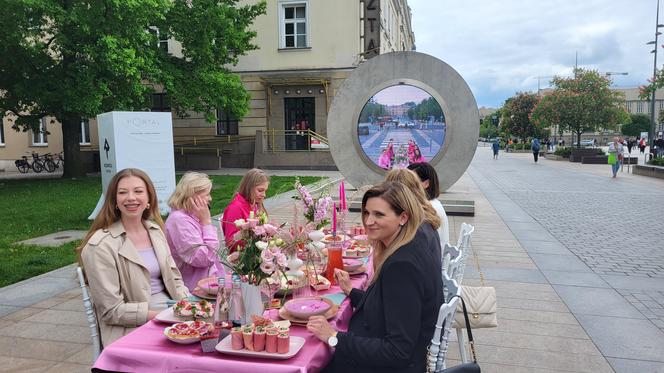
[408,0,657,107]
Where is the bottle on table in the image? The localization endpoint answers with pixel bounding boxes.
[212,277,229,327]
[228,274,245,327]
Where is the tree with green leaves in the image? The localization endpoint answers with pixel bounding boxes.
[621,114,651,137]
[359,99,388,123]
[531,69,628,148]
[0,0,266,177]
[500,92,541,141]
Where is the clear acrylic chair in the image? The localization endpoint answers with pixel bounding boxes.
[77,267,102,362]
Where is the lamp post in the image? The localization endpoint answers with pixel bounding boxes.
[647,0,664,149]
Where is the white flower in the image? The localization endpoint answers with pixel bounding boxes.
[234,219,246,228]
[255,241,268,250]
[308,230,325,242]
[312,241,326,250]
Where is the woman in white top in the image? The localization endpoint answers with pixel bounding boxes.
[608,137,624,178]
[407,162,449,247]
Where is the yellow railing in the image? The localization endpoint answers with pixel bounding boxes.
[264,129,330,152]
[173,134,255,146]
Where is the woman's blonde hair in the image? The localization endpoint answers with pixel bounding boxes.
[237,168,270,213]
[76,168,164,265]
[385,168,440,230]
[362,181,423,284]
[168,172,212,211]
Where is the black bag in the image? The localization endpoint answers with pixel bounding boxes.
[441,296,481,373]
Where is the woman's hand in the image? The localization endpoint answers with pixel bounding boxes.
[147,310,159,320]
[190,195,212,225]
[306,315,336,342]
[334,268,353,295]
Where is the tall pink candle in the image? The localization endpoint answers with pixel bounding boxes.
[332,202,337,236]
[340,181,346,211]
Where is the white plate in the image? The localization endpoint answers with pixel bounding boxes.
[163,326,200,344]
[154,307,212,324]
[215,335,305,360]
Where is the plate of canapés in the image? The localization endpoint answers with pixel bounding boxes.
[216,316,304,359]
[163,320,214,344]
[155,299,214,324]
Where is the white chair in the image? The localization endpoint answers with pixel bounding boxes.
[453,223,475,363]
[456,223,474,251]
[77,267,102,362]
[441,243,461,278]
[428,278,461,372]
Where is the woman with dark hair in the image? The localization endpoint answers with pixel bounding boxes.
[307,182,443,373]
[222,168,270,251]
[77,168,189,346]
[407,162,449,247]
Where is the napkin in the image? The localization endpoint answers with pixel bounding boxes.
[322,292,347,306]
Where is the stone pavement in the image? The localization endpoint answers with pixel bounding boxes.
[468,147,664,372]
[0,158,660,372]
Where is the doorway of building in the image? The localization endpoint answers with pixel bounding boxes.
[284,97,315,150]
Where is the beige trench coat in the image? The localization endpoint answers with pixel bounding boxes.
[81,220,190,346]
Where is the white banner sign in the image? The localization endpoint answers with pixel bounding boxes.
[89,111,176,219]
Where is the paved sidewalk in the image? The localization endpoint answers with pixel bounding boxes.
[0,158,657,372]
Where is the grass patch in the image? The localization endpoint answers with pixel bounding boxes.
[0,175,323,287]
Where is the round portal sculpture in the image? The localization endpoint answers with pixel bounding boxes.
[327,52,479,191]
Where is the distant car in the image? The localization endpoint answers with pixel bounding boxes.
[358,125,369,136]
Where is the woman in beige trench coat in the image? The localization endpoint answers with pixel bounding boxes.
[78,168,190,347]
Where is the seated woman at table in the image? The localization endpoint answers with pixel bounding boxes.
[307,181,443,373]
[165,172,224,291]
[408,161,450,247]
[78,168,190,346]
[221,168,269,251]
[385,168,442,263]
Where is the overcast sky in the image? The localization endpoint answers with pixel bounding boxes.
[372,85,431,105]
[408,0,658,108]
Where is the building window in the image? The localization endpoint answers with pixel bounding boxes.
[637,101,643,113]
[80,119,91,145]
[216,109,238,136]
[151,93,171,112]
[149,27,169,53]
[32,118,48,146]
[280,1,308,48]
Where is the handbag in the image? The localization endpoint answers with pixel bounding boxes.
[442,296,481,373]
[454,239,497,329]
[454,285,497,329]
[608,153,616,165]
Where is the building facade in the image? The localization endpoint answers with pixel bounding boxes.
[0,0,415,172]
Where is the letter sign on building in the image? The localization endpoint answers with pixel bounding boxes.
[364,0,380,59]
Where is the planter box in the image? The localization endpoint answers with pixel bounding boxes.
[570,148,599,162]
[581,155,608,164]
[544,154,567,161]
[633,164,664,179]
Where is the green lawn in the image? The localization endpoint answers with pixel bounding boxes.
[0,175,323,287]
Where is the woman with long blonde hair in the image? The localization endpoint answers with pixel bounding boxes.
[307,182,443,372]
[221,168,270,251]
[165,172,224,291]
[77,168,189,346]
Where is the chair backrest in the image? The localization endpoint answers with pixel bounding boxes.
[457,223,475,251]
[77,267,102,362]
[445,252,463,283]
[428,278,461,372]
[441,243,460,278]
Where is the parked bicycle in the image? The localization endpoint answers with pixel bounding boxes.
[14,152,44,173]
[42,153,63,173]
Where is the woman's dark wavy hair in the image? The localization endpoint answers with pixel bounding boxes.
[407,162,440,200]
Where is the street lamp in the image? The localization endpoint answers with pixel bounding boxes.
[646,0,664,149]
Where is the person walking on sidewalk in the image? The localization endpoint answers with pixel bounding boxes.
[531,138,541,163]
[492,139,500,159]
[608,137,624,178]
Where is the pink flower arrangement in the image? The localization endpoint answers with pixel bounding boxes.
[293,177,331,230]
[225,212,288,284]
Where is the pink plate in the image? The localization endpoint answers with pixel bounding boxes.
[343,258,362,272]
[283,297,331,319]
[197,277,218,295]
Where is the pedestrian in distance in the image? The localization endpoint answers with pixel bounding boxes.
[608,137,624,178]
[531,138,541,163]
[492,139,500,159]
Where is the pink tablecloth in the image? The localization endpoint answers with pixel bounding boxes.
[93,266,372,373]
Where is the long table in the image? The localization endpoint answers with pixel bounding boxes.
[93,265,372,373]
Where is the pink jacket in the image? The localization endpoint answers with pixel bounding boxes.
[222,193,257,252]
[378,152,392,169]
[165,209,224,291]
